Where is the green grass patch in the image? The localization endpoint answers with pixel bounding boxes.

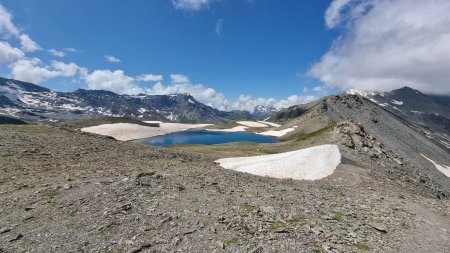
[375,219,385,224]
[332,211,345,221]
[356,243,370,251]
[239,203,258,212]
[290,124,335,141]
[313,247,327,253]
[270,223,287,231]
[224,238,238,245]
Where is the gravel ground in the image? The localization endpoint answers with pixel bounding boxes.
[0,125,449,252]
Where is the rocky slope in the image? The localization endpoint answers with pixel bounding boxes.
[345,87,450,145]
[0,77,252,124]
[276,93,450,199]
[1,125,449,252]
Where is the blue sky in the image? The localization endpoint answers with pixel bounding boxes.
[1,0,450,111]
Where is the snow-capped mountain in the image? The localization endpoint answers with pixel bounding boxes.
[0,77,253,123]
[344,86,450,148]
[252,105,279,120]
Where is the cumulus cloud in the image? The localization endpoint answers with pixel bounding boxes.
[105,55,121,63]
[64,48,79,53]
[215,19,223,35]
[11,58,79,84]
[82,69,144,95]
[48,49,65,57]
[146,78,230,110]
[170,74,190,83]
[231,94,316,112]
[136,74,164,82]
[19,34,41,52]
[145,73,316,111]
[309,0,450,95]
[0,4,19,36]
[0,41,24,64]
[172,0,212,11]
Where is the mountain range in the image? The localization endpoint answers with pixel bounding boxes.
[0,77,255,123]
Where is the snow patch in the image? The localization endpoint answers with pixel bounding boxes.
[258,121,281,127]
[206,126,248,132]
[420,154,450,177]
[216,144,341,181]
[82,122,211,141]
[188,98,195,104]
[345,89,369,97]
[391,100,403,105]
[439,140,450,149]
[257,127,296,137]
[237,121,269,128]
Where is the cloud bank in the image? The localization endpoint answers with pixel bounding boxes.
[309,0,450,95]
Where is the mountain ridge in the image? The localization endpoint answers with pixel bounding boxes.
[0,77,254,123]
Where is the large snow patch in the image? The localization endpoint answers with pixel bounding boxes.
[257,127,296,137]
[215,144,341,180]
[81,122,210,141]
[421,154,450,177]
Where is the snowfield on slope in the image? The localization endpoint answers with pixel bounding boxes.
[236,121,269,128]
[421,154,450,177]
[81,122,210,141]
[216,144,341,181]
[257,126,297,137]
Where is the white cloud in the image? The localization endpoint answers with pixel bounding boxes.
[0,41,24,64]
[172,0,212,11]
[146,73,315,111]
[309,0,450,95]
[231,94,316,112]
[215,19,223,35]
[105,55,121,63]
[0,4,19,36]
[19,34,41,52]
[146,79,230,110]
[325,0,352,29]
[64,48,79,53]
[48,48,65,57]
[11,58,79,84]
[83,69,144,95]
[136,74,164,82]
[170,74,190,83]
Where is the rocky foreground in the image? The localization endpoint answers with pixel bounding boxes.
[0,125,449,252]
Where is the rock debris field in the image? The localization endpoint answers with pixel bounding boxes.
[0,125,449,252]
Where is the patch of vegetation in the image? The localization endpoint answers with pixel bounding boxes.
[313,247,327,253]
[293,186,309,193]
[375,219,385,224]
[270,223,287,231]
[356,243,370,251]
[289,124,336,141]
[239,203,258,212]
[332,211,345,221]
[224,238,238,245]
[65,221,88,229]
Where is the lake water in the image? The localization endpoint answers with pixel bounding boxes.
[137,130,279,146]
